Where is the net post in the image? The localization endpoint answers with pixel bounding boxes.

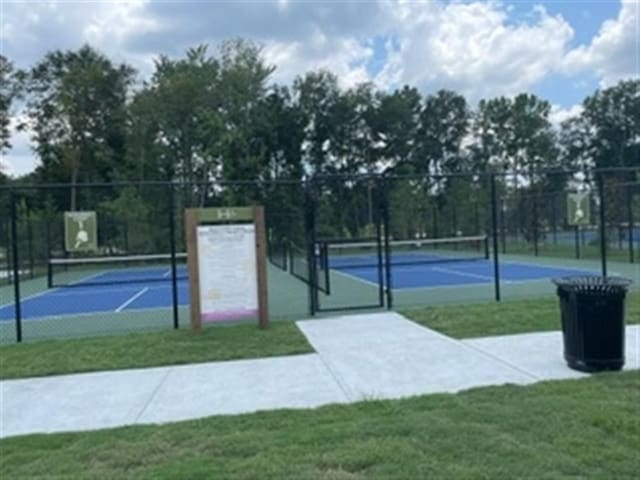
[575,226,581,259]
[627,181,634,264]
[597,174,607,277]
[10,190,22,342]
[490,174,501,302]
[47,259,53,288]
[168,183,179,329]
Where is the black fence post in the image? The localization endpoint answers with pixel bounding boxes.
[305,180,317,316]
[26,206,34,279]
[597,175,607,277]
[10,191,22,343]
[4,217,11,284]
[500,199,506,254]
[375,183,385,308]
[551,194,558,245]
[168,183,179,329]
[490,174,501,302]
[382,178,393,310]
[627,183,635,264]
[533,196,539,256]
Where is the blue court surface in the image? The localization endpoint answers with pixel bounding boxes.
[0,266,190,322]
[333,259,595,289]
[1,259,596,322]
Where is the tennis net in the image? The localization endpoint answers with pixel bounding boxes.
[47,253,188,288]
[325,235,489,270]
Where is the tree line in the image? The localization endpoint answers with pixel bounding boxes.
[0,40,638,251]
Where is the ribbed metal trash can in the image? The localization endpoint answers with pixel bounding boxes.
[552,276,632,373]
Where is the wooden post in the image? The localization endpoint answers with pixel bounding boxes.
[185,208,202,334]
[254,206,269,329]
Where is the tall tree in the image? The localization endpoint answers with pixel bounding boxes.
[371,86,421,174]
[216,39,276,193]
[578,80,640,169]
[24,45,134,209]
[416,89,469,175]
[0,55,23,173]
[293,70,341,176]
[131,45,221,192]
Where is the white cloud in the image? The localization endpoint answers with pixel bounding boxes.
[264,36,373,89]
[376,1,574,103]
[2,115,38,177]
[549,104,584,127]
[563,0,639,86]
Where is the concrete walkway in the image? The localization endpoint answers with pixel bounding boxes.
[1,313,638,438]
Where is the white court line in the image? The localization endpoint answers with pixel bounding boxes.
[431,266,498,282]
[330,268,382,289]
[0,271,105,310]
[115,287,149,312]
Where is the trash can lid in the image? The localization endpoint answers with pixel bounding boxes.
[552,275,633,293]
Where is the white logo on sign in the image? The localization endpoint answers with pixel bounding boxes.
[74,218,89,249]
[217,209,235,220]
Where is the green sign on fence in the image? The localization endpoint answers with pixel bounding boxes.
[566,193,590,226]
[64,211,98,252]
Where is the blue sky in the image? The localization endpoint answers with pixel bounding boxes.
[1,0,638,176]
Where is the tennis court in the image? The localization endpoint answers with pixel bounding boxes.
[0,239,598,323]
[0,258,190,322]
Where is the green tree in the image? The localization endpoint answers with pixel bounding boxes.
[580,79,640,169]
[216,39,276,201]
[372,86,422,174]
[24,45,135,209]
[1,55,20,155]
[293,70,341,176]
[130,45,221,204]
[416,89,469,175]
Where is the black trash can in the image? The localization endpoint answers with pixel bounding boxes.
[552,276,632,373]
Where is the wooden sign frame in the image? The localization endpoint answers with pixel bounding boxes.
[185,206,269,333]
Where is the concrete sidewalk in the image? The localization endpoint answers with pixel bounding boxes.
[1,313,638,438]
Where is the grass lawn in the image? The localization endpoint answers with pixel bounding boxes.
[2,292,638,379]
[403,291,640,339]
[1,371,638,479]
[0,322,313,380]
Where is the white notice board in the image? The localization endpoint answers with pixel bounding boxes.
[196,224,257,322]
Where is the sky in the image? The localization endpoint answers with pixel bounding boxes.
[1,0,638,177]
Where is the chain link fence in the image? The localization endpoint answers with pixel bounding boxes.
[1,168,637,343]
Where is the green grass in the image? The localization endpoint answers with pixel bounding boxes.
[1,371,638,479]
[402,291,640,339]
[0,322,313,380]
[3,292,637,379]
